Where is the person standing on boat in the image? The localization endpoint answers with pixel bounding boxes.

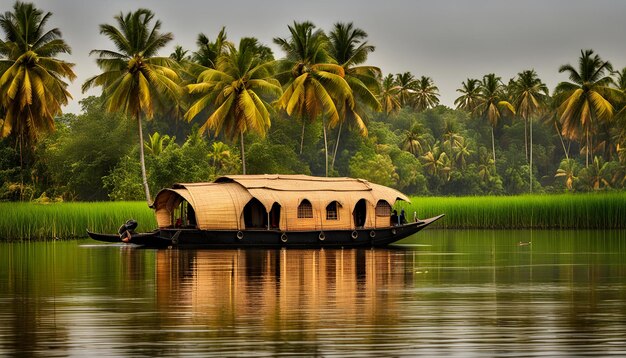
[400,209,406,225]
[391,210,399,226]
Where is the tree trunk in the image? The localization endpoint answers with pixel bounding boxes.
[331,121,343,171]
[299,121,306,155]
[240,131,246,175]
[529,117,533,193]
[524,118,528,162]
[323,118,329,177]
[19,135,24,201]
[555,122,569,160]
[137,113,151,204]
[586,127,590,168]
[491,127,497,175]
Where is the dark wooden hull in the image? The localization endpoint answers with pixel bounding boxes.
[87,214,444,249]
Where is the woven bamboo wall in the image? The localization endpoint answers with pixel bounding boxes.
[153,175,407,231]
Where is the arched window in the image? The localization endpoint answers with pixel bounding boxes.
[326,201,340,220]
[298,199,313,218]
[375,200,392,217]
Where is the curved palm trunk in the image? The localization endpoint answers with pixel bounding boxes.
[323,118,329,177]
[555,122,569,160]
[300,121,306,155]
[491,127,497,175]
[240,132,246,175]
[331,121,343,171]
[529,117,533,193]
[137,113,151,204]
[586,127,590,168]
[524,119,529,162]
[18,135,24,201]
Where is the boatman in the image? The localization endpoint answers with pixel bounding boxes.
[391,210,399,226]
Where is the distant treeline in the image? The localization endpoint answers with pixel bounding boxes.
[1,3,625,202]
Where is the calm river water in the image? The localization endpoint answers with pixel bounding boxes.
[1,230,626,357]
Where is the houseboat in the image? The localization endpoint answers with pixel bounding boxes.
[87,174,444,248]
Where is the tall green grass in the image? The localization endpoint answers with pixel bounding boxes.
[400,192,626,229]
[1,193,625,240]
[0,202,156,240]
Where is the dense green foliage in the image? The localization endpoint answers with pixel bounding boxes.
[1,2,626,203]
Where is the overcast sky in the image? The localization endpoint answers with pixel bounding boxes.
[26,0,626,114]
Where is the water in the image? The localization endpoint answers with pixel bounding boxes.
[1,230,626,357]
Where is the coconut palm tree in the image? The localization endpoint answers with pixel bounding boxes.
[477,147,497,186]
[394,72,418,108]
[475,73,515,173]
[83,9,182,204]
[401,123,429,156]
[192,27,229,69]
[509,69,548,192]
[0,1,76,167]
[170,45,189,62]
[454,78,481,113]
[442,118,461,149]
[379,73,401,115]
[612,67,626,92]
[554,49,621,167]
[144,132,173,156]
[453,136,472,169]
[273,21,354,176]
[412,76,440,112]
[555,158,579,191]
[207,141,232,172]
[327,22,381,170]
[579,156,613,190]
[420,142,450,181]
[185,38,281,174]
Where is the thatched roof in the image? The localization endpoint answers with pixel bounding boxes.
[153,174,410,230]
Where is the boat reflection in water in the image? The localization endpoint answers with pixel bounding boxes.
[155,249,412,335]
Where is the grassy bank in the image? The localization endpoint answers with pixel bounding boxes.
[400,192,626,229]
[0,202,155,240]
[1,193,625,240]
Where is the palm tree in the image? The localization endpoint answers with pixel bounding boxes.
[412,76,440,112]
[0,1,76,167]
[170,45,189,62]
[477,147,496,184]
[612,67,626,92]
[420,142,450,181]
[554,49,621,167]
[579,156,613,190]
[442,118,461,149]
[509,69,548,192]
[144,132,173,156]
[454,78,481,113]
[83,9,182,204]
[207,141,232,172]
[401,123,429,156]
[453,136,472,169]
[185,38,281,174]
[555,158,579,191]
[379,74,401,115]
[475,73,515,173]
[394,72,417,107]
[327,22,381,170]
[192,27,229,69]
[273,21,354,176]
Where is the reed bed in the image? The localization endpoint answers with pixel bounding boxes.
[401,192,626,229]
[0,193,624,240]
[0,202,156,240]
